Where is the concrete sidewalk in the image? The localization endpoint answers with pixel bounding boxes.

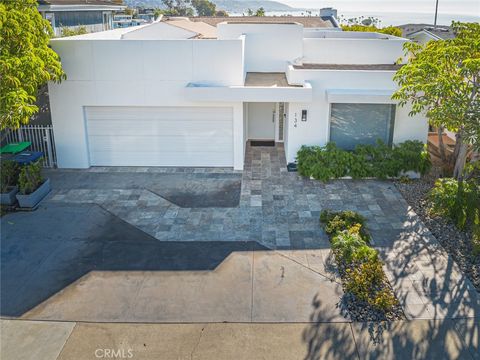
[1,319,478,360]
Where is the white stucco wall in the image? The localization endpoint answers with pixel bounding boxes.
[217,23,303,72]
[284,69,428,163]
[303,37,407,64]
[49,38,245,169]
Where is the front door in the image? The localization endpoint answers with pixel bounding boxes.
[248,102,275,140]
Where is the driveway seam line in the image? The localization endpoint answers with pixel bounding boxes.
[250,250,255,322]
[190,324,206,360]
[348,322,362,360]
[274,251,342,285]
[54,322,78,360]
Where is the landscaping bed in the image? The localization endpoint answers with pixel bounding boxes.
[320,210,404,321]
[297,140,430,182]
[395,176,480,292]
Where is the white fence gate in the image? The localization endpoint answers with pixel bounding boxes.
[3,125,57,168]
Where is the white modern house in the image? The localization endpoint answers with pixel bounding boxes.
[48,19,428,170]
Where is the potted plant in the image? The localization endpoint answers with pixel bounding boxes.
[16,160,51,208]
[0,160,20,205]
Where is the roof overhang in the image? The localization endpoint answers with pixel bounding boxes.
[185,82,312,102]
[326,89,396,103]
[38,4,126,12]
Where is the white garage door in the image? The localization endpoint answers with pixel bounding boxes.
[85,106,233,167]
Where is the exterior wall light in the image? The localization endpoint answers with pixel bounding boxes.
[301,110,307,121]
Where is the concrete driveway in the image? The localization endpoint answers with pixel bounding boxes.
[2,201,344,322]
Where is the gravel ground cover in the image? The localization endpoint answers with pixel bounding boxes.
[395,177,480,292]
[337,269,405,322]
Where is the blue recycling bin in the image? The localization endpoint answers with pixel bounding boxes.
[12,151,43,165]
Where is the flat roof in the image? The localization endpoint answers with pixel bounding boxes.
[293,64,403,71]
[398,23,455,40]
[52,24,150,39]
[163,18,217,38]
[38,0,122,4]
[53,19,216,40]
[190,16,337,28]
[245,73,300,87]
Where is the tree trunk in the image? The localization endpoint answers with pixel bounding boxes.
[437,126,447,162]
[453,130,468,181]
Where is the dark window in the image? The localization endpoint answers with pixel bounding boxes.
[330,103,395,150]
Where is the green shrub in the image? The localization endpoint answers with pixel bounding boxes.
[331,231,367,263]
[297,143,355,181]
[1,161,20,193]
[18,161,44,195]
[429,178,480,230]
[393,140,431,175]
[429,178,480,250]
[322,208,399,312]
[371,287,399,310]
[61,26,87,37]
[341,24,403,37]
[320,210,370,241]
[351,245,379,264]
[354,141,398,179]
[296,140,431,181]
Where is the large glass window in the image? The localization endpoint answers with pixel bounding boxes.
[330,103,395,150]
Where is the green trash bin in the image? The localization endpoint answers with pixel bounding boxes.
[0,141,31,154]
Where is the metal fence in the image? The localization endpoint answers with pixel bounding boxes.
[3,125,57,168]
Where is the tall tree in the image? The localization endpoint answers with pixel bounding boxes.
[215,10,228,17]
[393,22,480,180]
[255,7,265,17]
[0,0,65,132]
[162,0,194,16]
[341,24,402,37]
[192,0,216,16]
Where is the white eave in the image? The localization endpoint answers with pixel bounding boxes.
[185,82,313,102]
[326,89,396,103]
[38,4,126,12]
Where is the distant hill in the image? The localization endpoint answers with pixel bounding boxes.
[123,0,294,13]
[213,0,293,13]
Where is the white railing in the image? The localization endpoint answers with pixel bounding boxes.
[3,125,57,168]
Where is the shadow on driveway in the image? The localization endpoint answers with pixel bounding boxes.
[1,203,264,317]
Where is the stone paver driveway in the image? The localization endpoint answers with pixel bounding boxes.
[46,144,409,249]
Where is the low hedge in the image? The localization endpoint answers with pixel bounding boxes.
[297,140,431,182]
[320,210,399,312]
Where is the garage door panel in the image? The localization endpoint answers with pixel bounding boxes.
[90,151,233,167]
[87,119,233,137]
[86,106,233,167]
[88,136,233,153]
[86,107,232,121]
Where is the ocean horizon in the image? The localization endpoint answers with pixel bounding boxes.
[256,10,479,26]
[231,0,479,27]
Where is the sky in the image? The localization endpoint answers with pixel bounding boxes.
[276,0,480,25]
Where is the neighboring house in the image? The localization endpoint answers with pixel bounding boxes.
[38,0,126,36]
[47,19,427,170]
[113,14,145,28]
[190,14,340,29]
[398,24,455,44]
[136,9,156,23]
